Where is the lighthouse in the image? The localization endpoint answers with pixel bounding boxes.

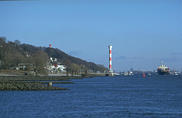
[49,44,52,48]
[108,45,113,73]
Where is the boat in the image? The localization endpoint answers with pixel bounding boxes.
[157,64,170,75]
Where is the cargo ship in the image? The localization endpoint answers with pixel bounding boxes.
[157,64,170,75]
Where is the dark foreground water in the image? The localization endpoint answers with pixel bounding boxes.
[1,76,182,118]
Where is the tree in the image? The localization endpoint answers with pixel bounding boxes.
[0,37,6,44]
[14,40,21,46]
[32,51,48,75]
[0,37,6,62]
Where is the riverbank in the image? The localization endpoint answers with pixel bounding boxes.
[0,76,74,91]
[0,81,68,91]
[0,74,106,91]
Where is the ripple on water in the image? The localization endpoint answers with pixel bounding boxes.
[0,76,182,118]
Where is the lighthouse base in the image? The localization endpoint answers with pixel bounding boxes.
[105,72,114,76]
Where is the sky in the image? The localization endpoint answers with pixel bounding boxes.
[0,0,182,72]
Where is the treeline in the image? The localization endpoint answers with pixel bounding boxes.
[0,37,48,74]
[0,37,107,75]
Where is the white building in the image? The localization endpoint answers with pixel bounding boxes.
[48,57,67,73]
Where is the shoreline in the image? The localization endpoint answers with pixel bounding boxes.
[0,76,73,91]
[0,74,106,91]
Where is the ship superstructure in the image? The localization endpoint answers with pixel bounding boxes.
[157,64,170,75]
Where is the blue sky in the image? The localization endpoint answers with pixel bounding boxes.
[0,0,182,71]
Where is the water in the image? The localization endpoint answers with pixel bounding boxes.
[1,76,182,118]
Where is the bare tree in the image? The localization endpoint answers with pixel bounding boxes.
[32,51,48,75]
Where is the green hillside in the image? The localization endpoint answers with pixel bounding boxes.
[0,37,107,75]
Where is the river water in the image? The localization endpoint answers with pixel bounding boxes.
[0,75,182,118]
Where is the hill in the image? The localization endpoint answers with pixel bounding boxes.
[0,37,107,75]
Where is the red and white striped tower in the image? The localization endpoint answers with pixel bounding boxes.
[49,44,52,48]
[108,45,112,72]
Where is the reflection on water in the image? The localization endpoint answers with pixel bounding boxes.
[0,76,182,118]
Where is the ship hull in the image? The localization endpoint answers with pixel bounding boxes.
[157,69,170,75]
